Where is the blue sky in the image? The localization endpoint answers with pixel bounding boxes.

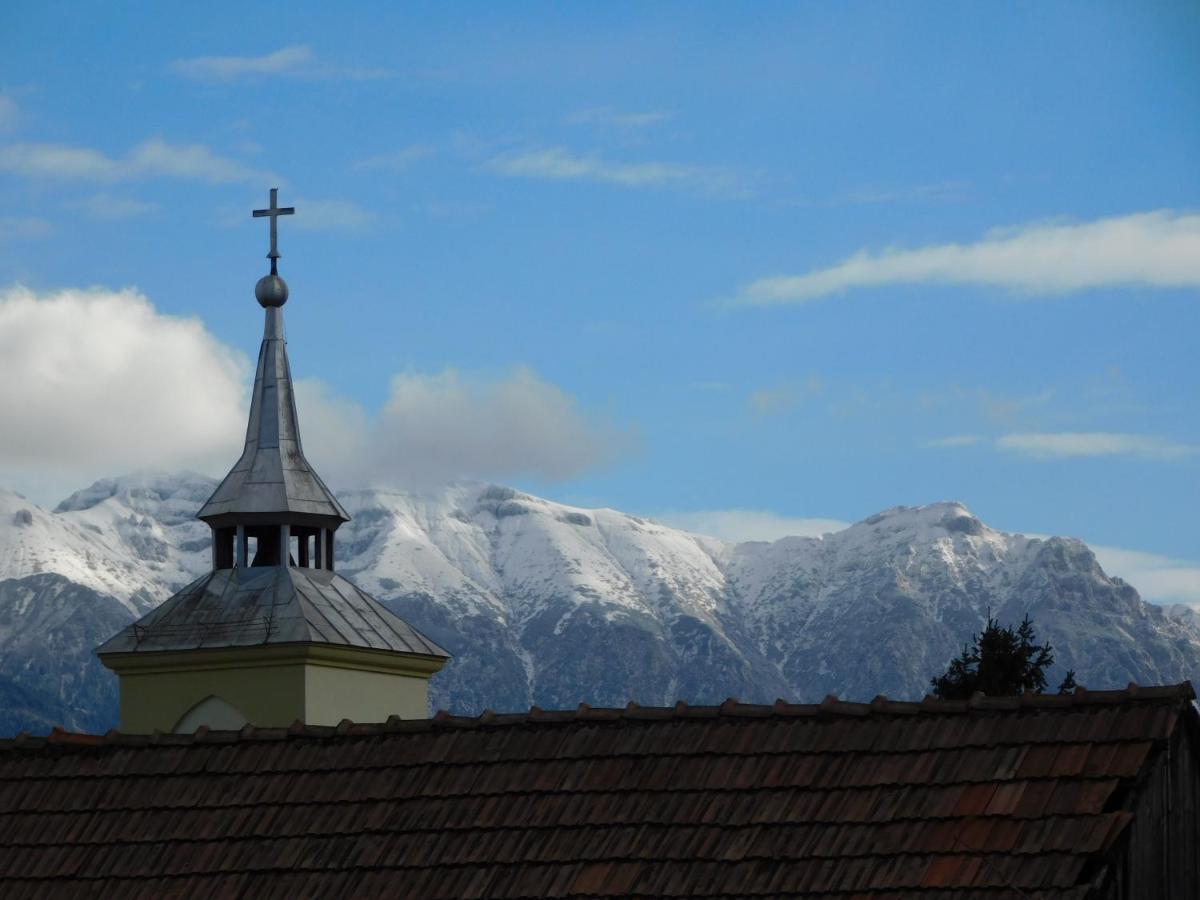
[1,3,1198,601]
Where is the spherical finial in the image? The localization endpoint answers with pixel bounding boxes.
[255,274,289,308]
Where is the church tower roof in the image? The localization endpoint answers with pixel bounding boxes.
[96,190,449,733]
[197,189,347,526]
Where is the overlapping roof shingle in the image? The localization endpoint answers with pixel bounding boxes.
[0,683,1192,899]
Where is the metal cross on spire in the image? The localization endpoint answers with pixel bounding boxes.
[252,188,295,275]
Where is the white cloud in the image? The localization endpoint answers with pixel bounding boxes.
[290,198,374,231]
[567,107,672,129]
[296,367,633,488]
[997,432,1197,460]
[731,210,1200,305]
[0,217,52,240]
[169,45,314,81]
[485,146,749,196]
[0,287,628,502]
[354,145,434,172]
[0,138,275,184]
[1091,545,1200,607]
[0,286,247,494]
[658,509,849,543]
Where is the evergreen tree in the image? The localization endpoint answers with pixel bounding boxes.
[931,614,1075,700]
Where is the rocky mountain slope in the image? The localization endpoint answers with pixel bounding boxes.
[1,473,1197,734]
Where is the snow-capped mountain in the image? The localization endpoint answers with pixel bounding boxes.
[0,475,212,615]
[1,472,1198,734]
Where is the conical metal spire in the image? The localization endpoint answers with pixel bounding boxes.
[197,306,348,523]
[197,190,347,525]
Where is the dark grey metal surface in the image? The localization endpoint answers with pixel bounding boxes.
[197,305,349,523]
[252,187,294,274]
[96,566,449,657]
[254,273,289,308]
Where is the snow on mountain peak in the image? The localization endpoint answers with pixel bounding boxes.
[0,473,218,614]
[54,471,216,519]
[333,482,728,631]
[1,471,1198,728]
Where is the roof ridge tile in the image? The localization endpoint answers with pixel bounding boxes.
[5,680,1193,749]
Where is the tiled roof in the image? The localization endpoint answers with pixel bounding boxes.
[0,683,1193,899]
[95,566,448,657]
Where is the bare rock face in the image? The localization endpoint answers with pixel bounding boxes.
[0,476,1197,735]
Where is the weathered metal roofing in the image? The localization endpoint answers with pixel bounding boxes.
[95,565,447,657]
[197,306,348,523]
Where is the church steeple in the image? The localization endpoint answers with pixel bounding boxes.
[198,190,348,568]
[97,190,449,733]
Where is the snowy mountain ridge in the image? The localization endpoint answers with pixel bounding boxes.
[0,475,212,615]
[1,472,1198,733]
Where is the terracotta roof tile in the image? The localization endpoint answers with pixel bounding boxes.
[0,681,1192,896]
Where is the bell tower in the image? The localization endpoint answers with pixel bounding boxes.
[97,189,449,733]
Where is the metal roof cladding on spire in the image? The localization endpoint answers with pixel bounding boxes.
[97,190,448,729]
[197,189,348,525]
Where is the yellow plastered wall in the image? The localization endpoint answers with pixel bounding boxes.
[304,665,430,723]
[118,663,307,733]
[105,645,443,732]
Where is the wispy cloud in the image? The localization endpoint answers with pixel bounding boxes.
[925,434,984,448]
[567,107,672,129]
[0,94,17,131]
[170,45,312,81]
[71,193,157,220]
[658,509,849,543]
[0,138,275,184]
[485,146,750,197]
[1091,545,1200,608]
[353,145,434,172]
[730,210,1200,305]
[748,376,825,417]
[997,432,1198,460]
[170,45,393,83]
[917,385,1055,426]
[928,431,1198,460]
[0,217,52,240]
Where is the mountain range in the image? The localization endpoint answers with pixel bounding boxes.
[1,472,1197,735]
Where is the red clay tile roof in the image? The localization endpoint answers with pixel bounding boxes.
[0,683,1194,899]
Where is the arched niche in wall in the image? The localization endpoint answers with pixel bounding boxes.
[172,695,250,733]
